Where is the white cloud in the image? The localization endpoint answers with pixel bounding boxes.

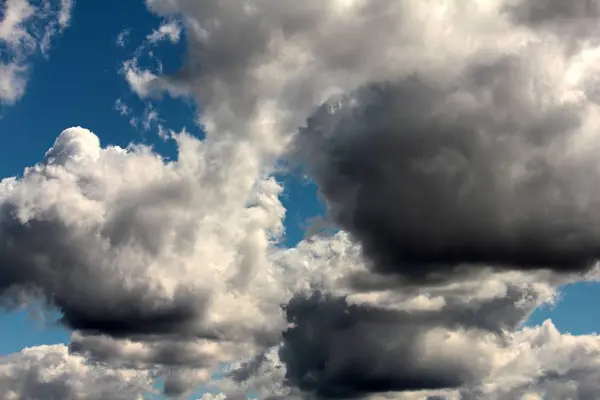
[0,344,153,399]
[122,59,159,98]
[58,0,73,29]
[0,0,74,104]
[0,0,35,48]
[0,62,27,104]
[0,126,289,395]
[147,20,181,44]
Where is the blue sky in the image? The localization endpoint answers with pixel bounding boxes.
[1,1,600,399]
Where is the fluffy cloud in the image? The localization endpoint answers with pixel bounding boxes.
[295,71,600,282]
[0,126,288,395]
[0,0,73,104]
[5,0,600,398]
[223,233,588,399]
[0,344,152,399]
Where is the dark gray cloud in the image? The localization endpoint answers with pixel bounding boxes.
[278,291,487,399]
[0,201,208,338]
[295,58,600,283]
[507,0,600,27]
[226,280,600,400]
[68,333,218,370]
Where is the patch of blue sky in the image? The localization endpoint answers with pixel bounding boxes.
[0,308,67,355]
[526,281,600,334]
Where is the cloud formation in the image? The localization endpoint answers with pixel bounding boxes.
[4,0,600,398]
[296,72,600,281]
[0,126,289,395]
[0,344,152,399]
[287,1,600,283]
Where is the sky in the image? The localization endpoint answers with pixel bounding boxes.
[1,1,600,399]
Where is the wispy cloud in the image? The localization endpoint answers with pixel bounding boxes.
[0,0,74,105]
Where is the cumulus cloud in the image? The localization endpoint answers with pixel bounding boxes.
[6,0,600,398]
[142,0,600,396]
[0,126,288,395]
[295,71,600,282]
[0,344,152,399]
[0,0,74,104]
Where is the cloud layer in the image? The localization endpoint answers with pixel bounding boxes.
[3,0,600,399]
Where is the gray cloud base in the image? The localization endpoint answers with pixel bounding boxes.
[294,60,600,282]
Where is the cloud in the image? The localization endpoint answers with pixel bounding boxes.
[0,344,153,399]
[0,126,288,395]
[279,291,484,398]
[122,58,161,98]
[6,0,600,398]
[119,18,189,101]
[141,0,600,282]
[507,0,600,31]
[116,29,130,48]
[294,71,600,282]
[223,288,600,399]
[461,320,600,399]
[2,123,600,400]
[58,0,73,29]
[40,0,75,54]
[264,234,561,398]
[281,2,600,283]
[147,20,182,44]
[211,233,596,399]
[0,0,74,104]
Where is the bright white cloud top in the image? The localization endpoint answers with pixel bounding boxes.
[3,0,600,399]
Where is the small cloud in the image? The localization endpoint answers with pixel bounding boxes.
[0,0,74,104]
[40,0,75,55]
[121,59,158,98]
[142,103,160,130]
[0,62,27,104]
[114,97,130,116]
[58,0,74,29]
[147,20,181,44]
[116,28,130,48]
